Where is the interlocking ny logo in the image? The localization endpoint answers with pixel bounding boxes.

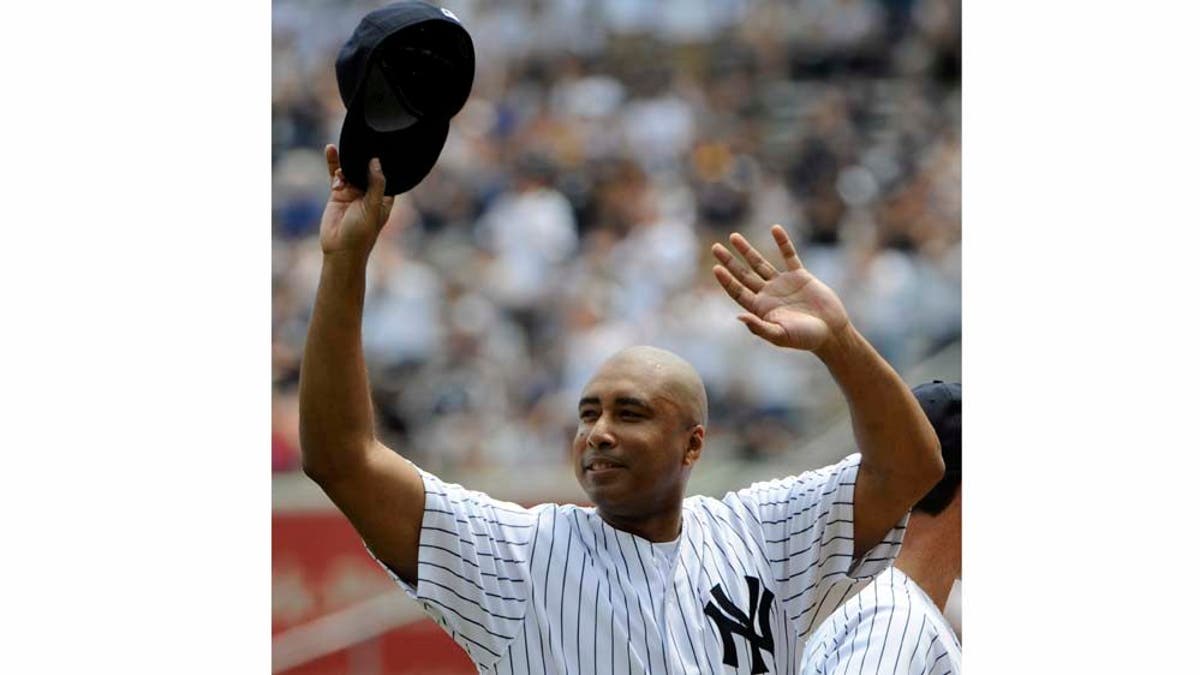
[704,576,776,674]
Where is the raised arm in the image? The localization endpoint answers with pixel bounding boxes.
[711,225,943,558]
[298,145,425,584]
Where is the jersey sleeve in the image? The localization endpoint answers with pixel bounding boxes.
[800,589,959,675]
[734,453,908,638]
[367,468,539,670]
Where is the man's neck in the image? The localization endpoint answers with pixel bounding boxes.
[597,506,683,543]
[893,511,960,612]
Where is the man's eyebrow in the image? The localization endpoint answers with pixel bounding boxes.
[615,396,651,410]
[577,396,652,410]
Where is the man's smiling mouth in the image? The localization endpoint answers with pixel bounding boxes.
[586,459,626,472]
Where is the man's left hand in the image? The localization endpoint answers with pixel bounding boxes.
[711,225,851,354]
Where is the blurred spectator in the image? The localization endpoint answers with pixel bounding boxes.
[476,153,579,317]
[272,0,961,476]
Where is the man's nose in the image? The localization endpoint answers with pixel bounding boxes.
[587,416,616,450]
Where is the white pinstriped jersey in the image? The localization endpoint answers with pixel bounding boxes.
[800,567,962,675]
[372,453,908,674]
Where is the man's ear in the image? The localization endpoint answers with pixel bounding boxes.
[683,425,705,467]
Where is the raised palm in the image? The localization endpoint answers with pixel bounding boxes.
[712,225,850,352]
[319,145,394,256]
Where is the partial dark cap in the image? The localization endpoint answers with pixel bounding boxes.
[335,1,475,195]
[912,380,961,475]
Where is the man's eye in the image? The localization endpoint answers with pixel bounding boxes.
[620,411,643,420]
[580,411,598,422]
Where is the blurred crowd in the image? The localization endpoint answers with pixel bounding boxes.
[272,0,961,476]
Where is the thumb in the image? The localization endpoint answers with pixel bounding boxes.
[365,158,387,227]
[738,313,787,346]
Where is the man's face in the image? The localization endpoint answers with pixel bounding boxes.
[571,359,703,519]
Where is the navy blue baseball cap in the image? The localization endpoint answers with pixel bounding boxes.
[912,380,961,475]
[335,1,475,195]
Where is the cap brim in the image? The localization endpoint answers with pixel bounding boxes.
[338,98,450,196]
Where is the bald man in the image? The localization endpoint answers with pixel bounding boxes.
[299,151,943,674]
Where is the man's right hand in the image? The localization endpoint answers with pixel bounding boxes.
[320,145,395,257]
[302,147,424,586]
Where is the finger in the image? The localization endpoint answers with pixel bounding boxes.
[332,168,346,192]
[730,232,779,280]
[711,243,765,292]
[738,313,788,345]
[324,145,340,180]
[771,224,805,271]
[712,265,757,313]
[365,158,387,226]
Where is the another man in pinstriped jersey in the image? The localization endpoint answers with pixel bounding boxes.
[299,149,944,673]
[801,382,962,675]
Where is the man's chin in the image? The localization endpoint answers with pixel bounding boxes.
[580,483,628,512]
